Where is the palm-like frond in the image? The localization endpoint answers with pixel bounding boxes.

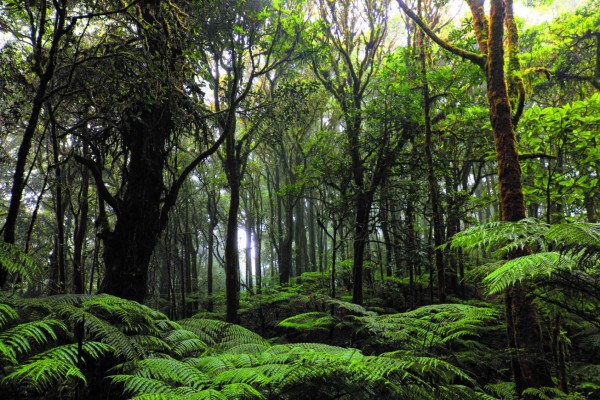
[450,219,549,257]
[483,252,574,294]
[546,223,600,261]
[178,318,269,351]
[0,240,42,284]
[360,304,500,353]
[0,319,65,363]
[277,311,333,332]
[2,358,86,392]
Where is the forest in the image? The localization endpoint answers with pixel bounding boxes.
[0,0,599,398]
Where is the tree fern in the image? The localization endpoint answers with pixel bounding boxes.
[359,304,500,354]
[0,318,65,363]
[178,317,269,352]
[277,311,333,332]
[0,240,42,285]
[449,219,550,257]
[3,341,113,393]
[483,252,574,294]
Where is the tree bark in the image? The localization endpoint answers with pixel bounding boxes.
[2,1,67,286]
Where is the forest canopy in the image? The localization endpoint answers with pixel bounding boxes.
[1,0,600,398]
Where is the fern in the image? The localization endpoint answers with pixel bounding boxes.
[0,240,42,284]
[3,357,87,392]
[483,252,574,294]
[450,219,550,257]
[277,311,333,332]
[0,318,65,363]
[360,304,500,354]
[178,318,269,352]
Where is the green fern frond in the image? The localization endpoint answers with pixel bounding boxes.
[27,341,113,366]
[522,386,571,399]
[450,219,549,257]
[0,319,65,361]
[2,357,86,393]
[0,240,42,283]
[219,383,264,399]
[131,334,172,353]
[360,304,499,352]
[328,299,378,316]
[123,357,210,389]
[483,252,573,294]
[178,318,269,351]
[110,374,177,395]
[485,381,516,399]
[81,295,163,334]
[221,343,270,355]
[131,395,190,400]
[546,223,600,261]
[277,311,333,332]
[0,303,18,329]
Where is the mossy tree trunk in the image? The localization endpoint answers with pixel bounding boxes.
[398,0,554,394]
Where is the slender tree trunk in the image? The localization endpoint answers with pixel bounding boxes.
[72,149,89,294]
[418,25,445,302]
[224,134,241,323]
[307,198,317,272]
[245,213,253,291]
[2,2,69,287]
[49,112,66,294]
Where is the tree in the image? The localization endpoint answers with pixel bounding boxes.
[397,0,554,393]
[309,0,392,304]
[196,0,302,322]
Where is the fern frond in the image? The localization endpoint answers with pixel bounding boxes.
[277,311,333,332]
[483,252,573,294]
[546,223,600,261]
[0,241,42,283]
[360,304,499,352]
[123,357,210,389]
[328,299,378,316]
[0,303,18,329]
[0,319,65,361]
[219,383,265,399]
[450,219,549,257]
[178,318,269,351]
[110,374,176,395]
[27,341,113,366]
[2,357,86,393]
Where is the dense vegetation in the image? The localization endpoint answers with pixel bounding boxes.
[1,0,599,398]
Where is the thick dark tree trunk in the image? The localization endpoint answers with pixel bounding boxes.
[101,106,169,302]
[352,191,373,305]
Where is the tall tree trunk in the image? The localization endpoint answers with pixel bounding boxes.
[49,110,66,294]
[100,105,170,302]
[206,192,218,312]
[224,131,241,323]
[294,199,307,276]
[307,198,318,272]
[2,1,67,286]
[418,24,445,302]
[72,146,89,294]
[487,0,553,393]
[245,213,253,291]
